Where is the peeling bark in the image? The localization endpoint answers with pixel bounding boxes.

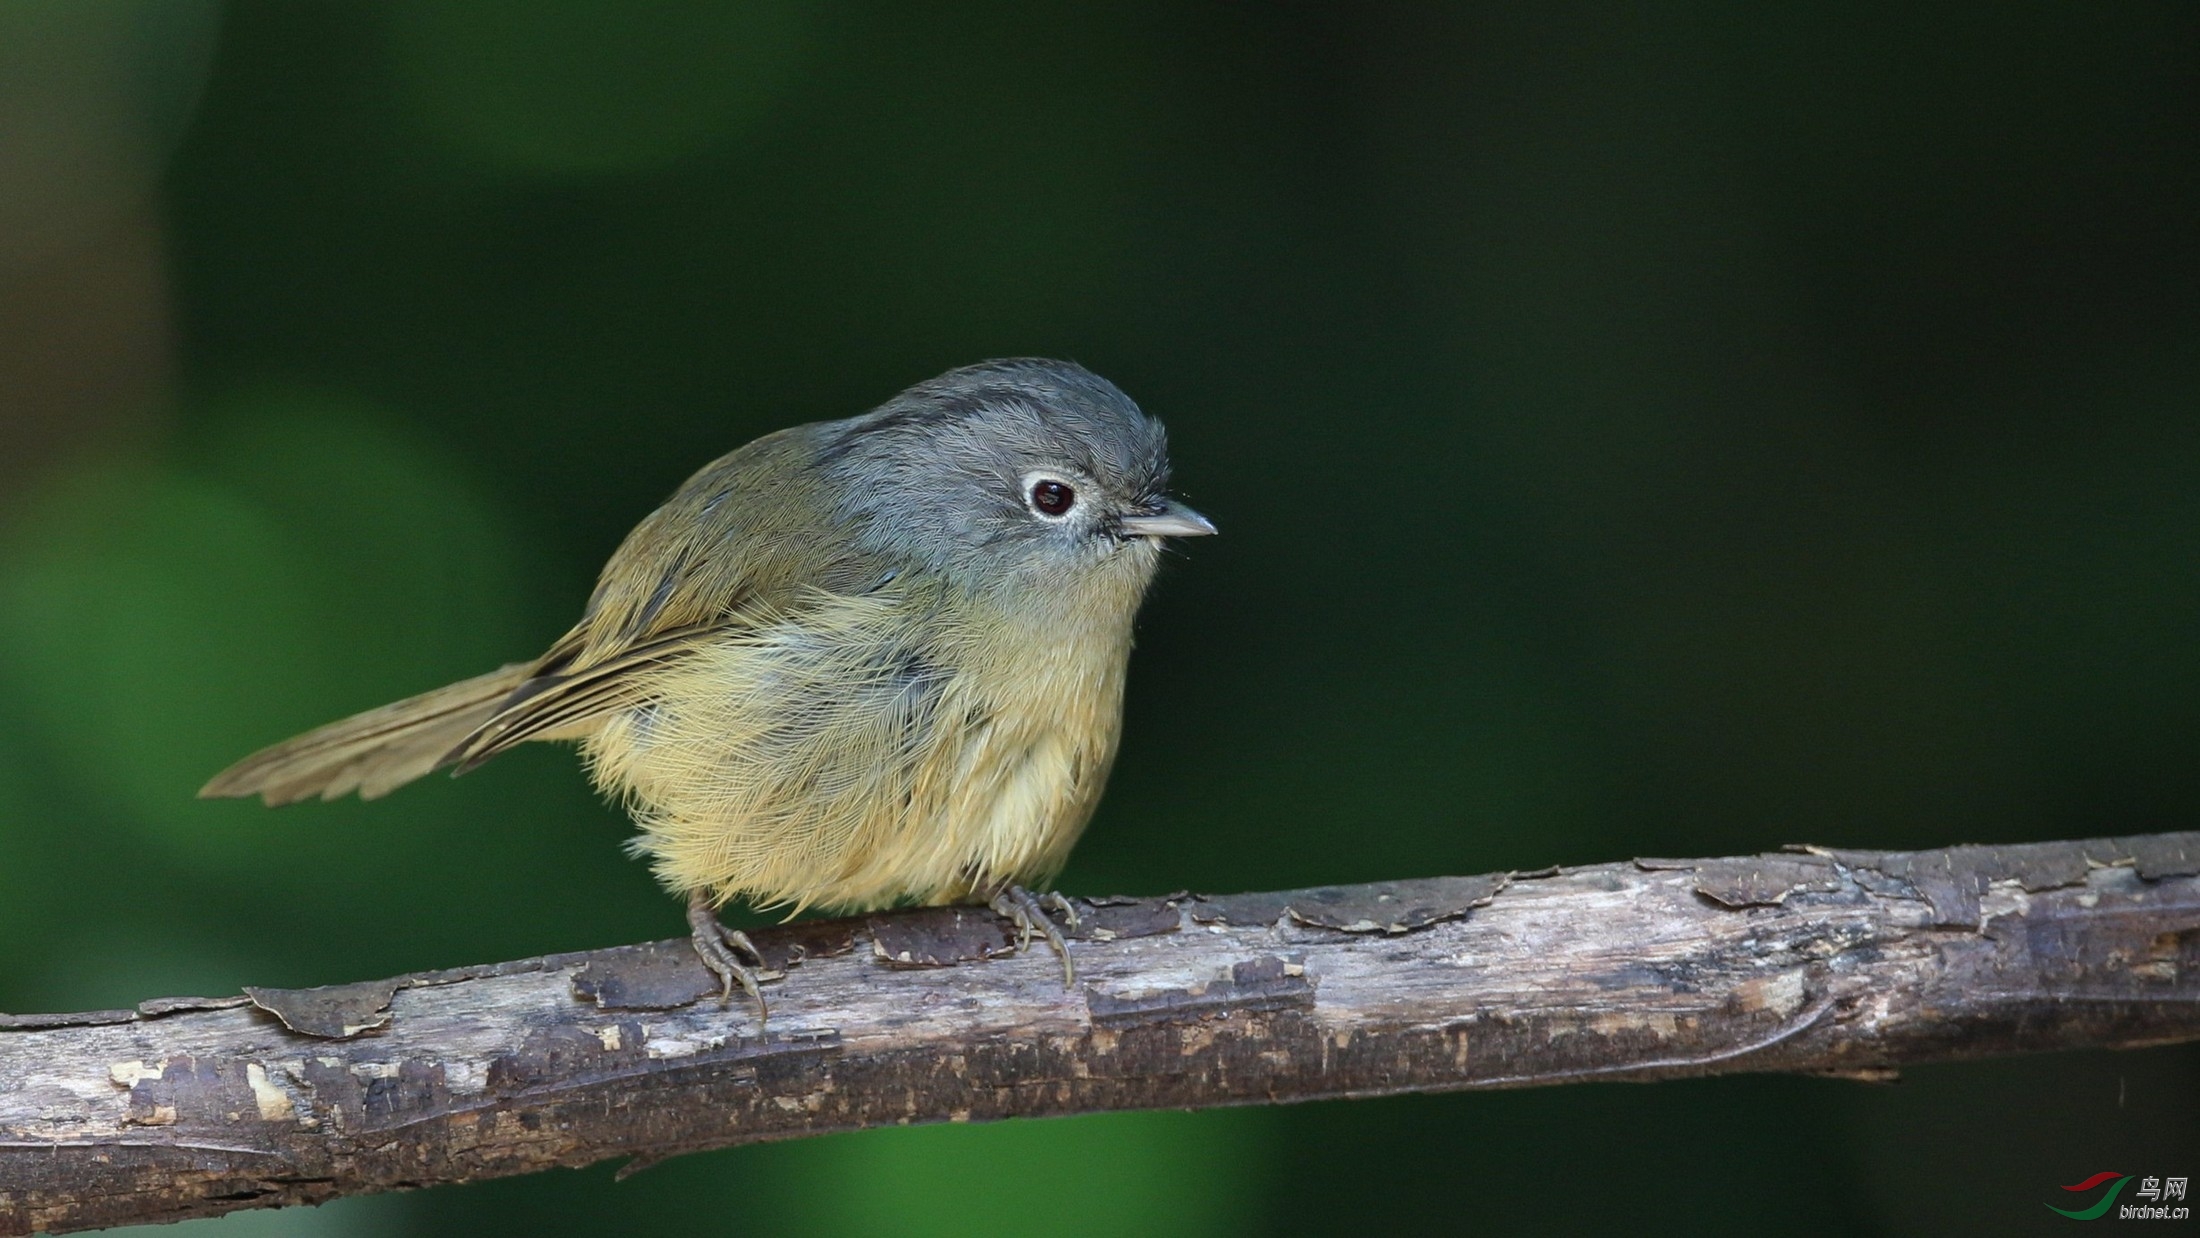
[4,832,2198,1234]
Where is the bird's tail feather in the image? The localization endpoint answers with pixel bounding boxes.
[199,662,535,806]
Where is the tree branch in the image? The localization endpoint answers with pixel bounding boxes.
[5,832,2198,1234]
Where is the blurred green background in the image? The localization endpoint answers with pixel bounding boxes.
[2,2,2196,1234]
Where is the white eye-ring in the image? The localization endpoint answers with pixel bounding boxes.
[1023,473,1078,519]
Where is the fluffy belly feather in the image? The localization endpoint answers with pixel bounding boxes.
[579,595,1126,914]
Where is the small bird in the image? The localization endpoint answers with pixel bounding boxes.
[200,359,1214,1017]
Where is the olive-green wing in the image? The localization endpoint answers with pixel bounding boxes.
[440,424,882,772]
[205,422,879,803]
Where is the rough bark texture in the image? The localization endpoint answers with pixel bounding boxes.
[5,832,2199,1234]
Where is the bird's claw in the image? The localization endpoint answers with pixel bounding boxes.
[1040,889,1081,930]
[991,885,1077,986]
[686,893,775,1030]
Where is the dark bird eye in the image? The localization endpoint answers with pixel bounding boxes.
[1029,479,1076,516]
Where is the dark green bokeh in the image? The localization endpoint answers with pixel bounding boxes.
[1,3,2195,1235]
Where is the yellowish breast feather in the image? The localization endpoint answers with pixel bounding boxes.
[582,588,1129,914]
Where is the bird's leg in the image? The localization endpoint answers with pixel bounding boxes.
[686,891,769,1029]
[990,884,1077,986]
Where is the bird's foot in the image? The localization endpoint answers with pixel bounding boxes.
[990,885,1078,986]
[686,892,775,1029]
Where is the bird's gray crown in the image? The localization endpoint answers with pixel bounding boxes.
[816,359,1176,582]
[824,359,1169,501]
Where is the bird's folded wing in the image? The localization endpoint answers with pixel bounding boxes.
[439,623,729,772]
[440,428,884,772]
